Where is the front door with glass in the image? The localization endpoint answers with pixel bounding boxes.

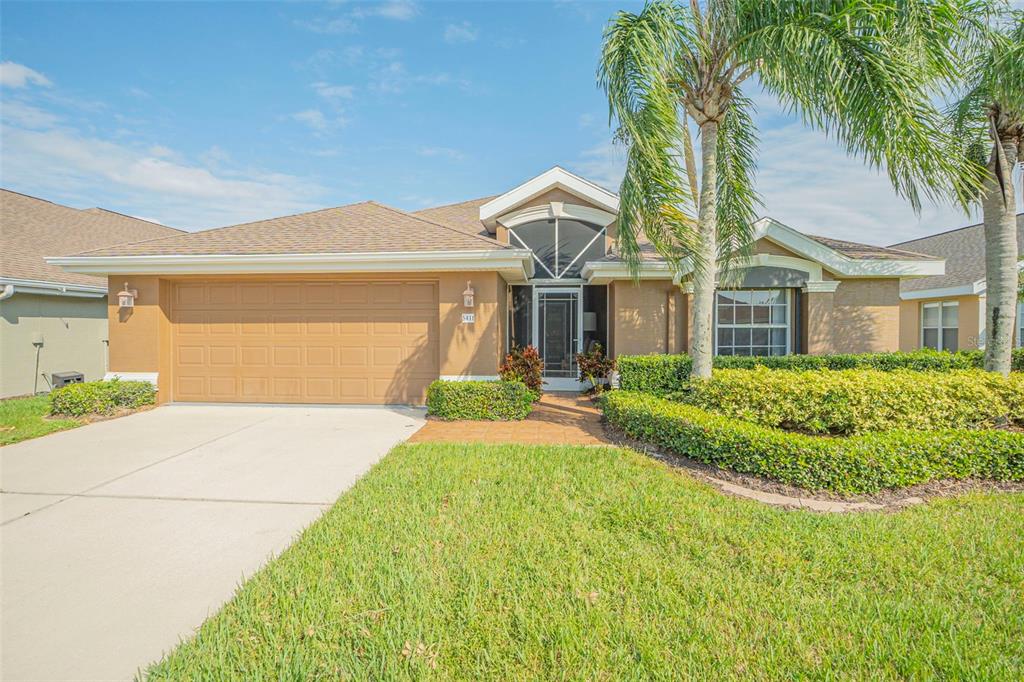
[533,288,581,389]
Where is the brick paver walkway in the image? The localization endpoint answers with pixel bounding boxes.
[408,393,609,445]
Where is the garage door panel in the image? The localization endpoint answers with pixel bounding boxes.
[171,279,438,404]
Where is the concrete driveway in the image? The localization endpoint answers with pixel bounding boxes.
[0,403,424,681]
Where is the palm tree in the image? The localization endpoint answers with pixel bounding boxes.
[599,0,984,379]
[949,10,1023,376]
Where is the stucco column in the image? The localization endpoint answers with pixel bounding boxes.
[802,281,840,355]
[106,276,171,402]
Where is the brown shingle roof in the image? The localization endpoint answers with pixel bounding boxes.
[74,201,509,257]
[804,234,935,260]
[1,189,183,287]
[413,196,496,238]
[889,214,1024,292]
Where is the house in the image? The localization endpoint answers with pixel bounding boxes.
[0,190,183,398]
[891,214,1023,352]
[47,167,942,404]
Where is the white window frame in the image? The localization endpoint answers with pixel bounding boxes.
[921,301,959,351]
[508,219,606,280]
[713,288,792,357]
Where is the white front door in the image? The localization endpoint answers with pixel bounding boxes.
[532,287,585,391]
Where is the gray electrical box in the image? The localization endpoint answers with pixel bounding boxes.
[52,372,85,388]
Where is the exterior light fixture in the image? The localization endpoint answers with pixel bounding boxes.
[462,281,475,308]
[117,282,138,309]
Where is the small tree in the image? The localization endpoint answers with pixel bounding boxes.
[948,10,1023,376]
[499,344,544,397]
[576,343,616,392]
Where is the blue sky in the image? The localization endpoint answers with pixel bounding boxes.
[0,0,1014,244]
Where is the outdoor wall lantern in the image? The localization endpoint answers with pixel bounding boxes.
[462,281,475,308]
[117,282,138,309]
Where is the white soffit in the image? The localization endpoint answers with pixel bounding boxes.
[479,166,620,227]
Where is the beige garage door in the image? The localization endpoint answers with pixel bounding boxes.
[171,279,438,404]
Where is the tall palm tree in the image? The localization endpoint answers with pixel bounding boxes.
[599,0,984,379]
[949,10,1023,376]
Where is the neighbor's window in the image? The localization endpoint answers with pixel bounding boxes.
[922,301,958,352]
[508,218,606,279]
[715,289,790,356]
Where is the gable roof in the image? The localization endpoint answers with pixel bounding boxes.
[478,166,619,227]
[889,214,1024,294]
[1,189,183,288]
[413,196,496,238]
[72,200,510,257]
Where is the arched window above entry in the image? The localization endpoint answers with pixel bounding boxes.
[508,218,606,279]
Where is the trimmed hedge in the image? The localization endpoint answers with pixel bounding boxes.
[425,380,534,421]
[618,348,1024,395]
[673,368,1023,435]
[51,379,156,417]
[601,391,1024,494]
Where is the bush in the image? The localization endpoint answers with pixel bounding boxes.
[51,379,156,417]
[576,343,615,390]
[601,391,1024,494]
[618,348,1024,395]
[500,344,544,398]
[426,380,534,421]
[671,368,1022,435]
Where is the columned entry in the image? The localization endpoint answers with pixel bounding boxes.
[533,287,584,391]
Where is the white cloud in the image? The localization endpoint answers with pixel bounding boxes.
[0,100,60,129]
[291,108,348,133]
[312,81,355,101]
[574,140,626,191]
[293,16,357,34]
[0,62,52,89]
[354,1,419,21]
[418,146,466,161]
[444,21,479,44]
[0,105,325,229]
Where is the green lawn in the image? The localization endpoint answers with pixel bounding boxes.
[0,394,81,446]
[147,443,1024,680]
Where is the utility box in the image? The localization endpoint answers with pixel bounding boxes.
[52,372,85,388]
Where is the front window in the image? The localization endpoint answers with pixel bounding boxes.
[715,289,790,356]
[508,219,605,279]
[922,301,958,352]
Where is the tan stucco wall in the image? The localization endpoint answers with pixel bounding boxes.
[829,279,902,353]
[0,293,108,398]
[609,280,684,356]
[106,272,505,403]
[899,294,982,351]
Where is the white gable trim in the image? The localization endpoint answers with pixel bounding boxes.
[497,202,617,229]
[479,167,619,227]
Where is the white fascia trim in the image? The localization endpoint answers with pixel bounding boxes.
[479,166,620,227]
[802,280,841,293]
[439,375,500,382]
[0,277,107,298]
[752,218,945,278]
[900,282,984,300]
[497,202,617,229]
[679,254,826,286]
[581,260,676,284]
[46,249,535,280]
[104,371,158,386]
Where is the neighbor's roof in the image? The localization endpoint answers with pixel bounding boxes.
[1,189,183,287]
[890,214,1024,292]
[73,201,510,257]
[804,234,935,261]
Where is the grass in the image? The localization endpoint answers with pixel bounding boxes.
[147,443,1024,680]
[0,394,81,446]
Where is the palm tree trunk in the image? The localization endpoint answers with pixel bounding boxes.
[690,119,719,379]
[982,140,1019,376]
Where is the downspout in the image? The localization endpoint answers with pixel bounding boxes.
[0,284,14,301]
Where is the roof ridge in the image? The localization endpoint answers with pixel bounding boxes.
[414,195,500,212]
[888,213,1023,247]
[806,233,936,260]
[367,200,509,249]
[85,207,186,232]
[0,187,75,207]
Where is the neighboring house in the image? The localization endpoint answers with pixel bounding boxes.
[891,214,1023,353]
[48,167,942,404]
[1,190,183,398]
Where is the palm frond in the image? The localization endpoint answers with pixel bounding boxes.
[714,91,761,286]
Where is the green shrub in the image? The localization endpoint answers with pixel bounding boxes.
[499,344,544,398]
[617,349,1023,395]
[672,368,1020,435]
[601,391,1024,494]
[50,379,156,417]
[426,380,534,421]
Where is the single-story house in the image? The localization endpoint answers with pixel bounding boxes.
[1,189,183,398]
[48,167,944,404]
[891,214,1023,353]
